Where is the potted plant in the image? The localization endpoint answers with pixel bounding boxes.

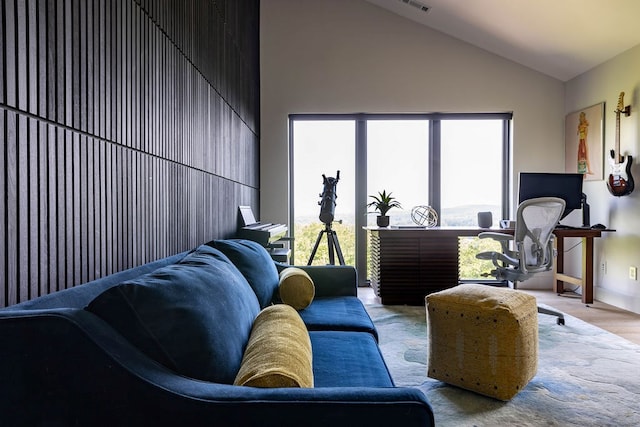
[367,190,402,227]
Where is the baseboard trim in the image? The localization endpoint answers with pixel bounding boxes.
[596,286,640,315]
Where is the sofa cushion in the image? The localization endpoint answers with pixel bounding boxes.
[2,250,191,311]
[208,239,280,308]
[234,304,313,388]
[299,296,379,341]
[278,267,315,310]
[86,244,260,384]
[310,331,394,387]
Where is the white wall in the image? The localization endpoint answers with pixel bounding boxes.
[565,44,640,313]
[260,0,565,285]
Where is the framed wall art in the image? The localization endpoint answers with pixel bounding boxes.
[564,102,604,181]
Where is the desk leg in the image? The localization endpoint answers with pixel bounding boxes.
[583,237,594,304]
[554,237,565,294]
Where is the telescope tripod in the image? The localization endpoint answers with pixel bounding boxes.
[307,222,345,266]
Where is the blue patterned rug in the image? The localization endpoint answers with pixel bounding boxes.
[365,303,640,427]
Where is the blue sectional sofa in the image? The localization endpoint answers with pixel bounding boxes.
[0,239,434,426]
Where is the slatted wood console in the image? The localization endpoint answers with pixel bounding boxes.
[367,227,484,305]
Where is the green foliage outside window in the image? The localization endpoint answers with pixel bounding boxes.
[294,222,356,266]
[458,237,502,279]
[294,222,502,280]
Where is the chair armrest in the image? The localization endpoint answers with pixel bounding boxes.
[477,251,519,267]
[275,263,357,297]
[478,232,513,242]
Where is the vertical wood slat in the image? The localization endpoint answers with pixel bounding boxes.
[56,126,65,292]
[6,112,17,305]
[0,0,4,105]
[1,0,260,306]
[17,115,28,301]
[0,112,6,306]
[46,124,56,295]
[28,118,39,300]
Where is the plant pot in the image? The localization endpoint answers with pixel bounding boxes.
[376,215,390,227]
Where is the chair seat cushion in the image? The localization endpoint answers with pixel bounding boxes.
[310,331,394,388]
[299,296,378,341]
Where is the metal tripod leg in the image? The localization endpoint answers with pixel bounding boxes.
[307,224,346,266]
[327,229,345,265]
[307,229,325,265]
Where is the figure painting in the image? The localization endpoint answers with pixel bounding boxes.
[565,103,604,181]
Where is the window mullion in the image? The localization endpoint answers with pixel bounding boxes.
[429,119,441,224]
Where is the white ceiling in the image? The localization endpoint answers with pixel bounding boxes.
[365,0,640,81]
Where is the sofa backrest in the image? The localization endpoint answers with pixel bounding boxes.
[207,239,280,308]
[86,244,261,384]
[0,250,191,312]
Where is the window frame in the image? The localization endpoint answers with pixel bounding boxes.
[289,112,512,284]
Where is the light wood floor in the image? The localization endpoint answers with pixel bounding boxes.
[358,286,640,345]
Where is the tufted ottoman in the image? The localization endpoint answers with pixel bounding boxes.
[425,283,538,400]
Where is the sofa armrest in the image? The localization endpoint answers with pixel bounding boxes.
[275,263,357,297]
[0,309,433,427]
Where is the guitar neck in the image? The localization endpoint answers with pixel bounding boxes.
[615,113,621,162]
[614,92,624,163]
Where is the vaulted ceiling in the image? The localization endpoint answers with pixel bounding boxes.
[365,0,640,81]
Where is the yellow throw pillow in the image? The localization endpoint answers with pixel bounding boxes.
[234,304,313,388]
[278,267,315,310]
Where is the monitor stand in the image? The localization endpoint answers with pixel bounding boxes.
[581,193,590,228]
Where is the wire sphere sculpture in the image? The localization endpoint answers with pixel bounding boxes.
[411,205,438,227]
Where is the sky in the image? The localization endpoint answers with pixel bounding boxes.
[292,119,503,221]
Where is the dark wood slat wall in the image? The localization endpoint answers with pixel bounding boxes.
[0,0,260,307]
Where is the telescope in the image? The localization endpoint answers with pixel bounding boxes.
[318,171,340,225]
[308,171,344,266]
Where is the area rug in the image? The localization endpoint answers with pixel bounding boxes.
[366,303,640,427]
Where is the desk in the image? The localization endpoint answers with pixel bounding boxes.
[365,226,609,305]
[553,228,611,304]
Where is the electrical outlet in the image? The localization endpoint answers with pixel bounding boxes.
[630,266,637,280]
[601,262,606,274]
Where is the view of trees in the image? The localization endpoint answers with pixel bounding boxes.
[295,221,501,279]
[294,222,355,266]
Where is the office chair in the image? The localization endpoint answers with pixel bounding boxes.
[476,197,566,325]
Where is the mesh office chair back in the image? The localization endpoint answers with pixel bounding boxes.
[515,197,566,274]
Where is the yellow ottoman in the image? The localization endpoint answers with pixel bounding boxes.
[425,284,538,400]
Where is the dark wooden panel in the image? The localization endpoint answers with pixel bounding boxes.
[0,111,6,306]
[17,115,29,301]
[0,0,4,105]
[97,138,106,279]
[45,0,56,119]
[46,124,57,295]
[28,118,39,300]
[104,142,113,275]
[27,0,38,113]
[5,111,18,305]
[56,127,66,291]
[0,0,260,306]
[5,0,17,108]
[16,0,28,111]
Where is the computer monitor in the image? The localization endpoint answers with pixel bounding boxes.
[518,172,588,225]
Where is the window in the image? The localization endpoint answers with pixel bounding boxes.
[367,120,429,226]
[290,113,511,284]
[440,119,506,227]
[290,120,355,266]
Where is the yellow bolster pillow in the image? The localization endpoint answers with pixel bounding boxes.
[234,304,314,388]
[278,267,315,310]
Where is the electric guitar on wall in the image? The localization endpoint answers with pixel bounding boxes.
[607,92,634,197]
